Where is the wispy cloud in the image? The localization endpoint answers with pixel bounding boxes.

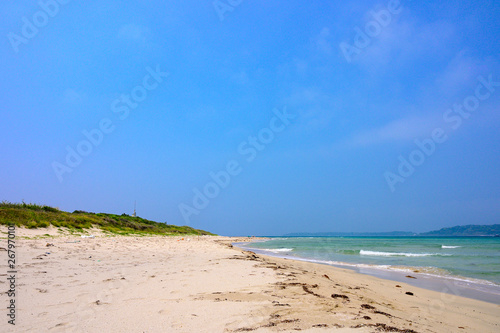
[351,13,456,69]
[435,50,489,96]
[340,115,440,148]
[284,87,342,131]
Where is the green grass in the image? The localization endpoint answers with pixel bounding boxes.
[0,201,215,236]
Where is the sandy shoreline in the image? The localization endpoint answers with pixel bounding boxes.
[1,227,499,332]
[235,242,500,305]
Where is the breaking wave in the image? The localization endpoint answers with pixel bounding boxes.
[260,248,294,253]
[360,250,447,257]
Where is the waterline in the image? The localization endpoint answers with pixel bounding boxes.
[235,236,500,304]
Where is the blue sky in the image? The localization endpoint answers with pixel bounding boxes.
[1,0,499,236]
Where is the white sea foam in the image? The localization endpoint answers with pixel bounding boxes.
[261,248,294,253]
[232,244,499,291]
[442,245,461,249]
[360,250,439,257]
[276,256,499,288]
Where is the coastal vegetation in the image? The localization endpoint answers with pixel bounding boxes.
[0,201,215,236]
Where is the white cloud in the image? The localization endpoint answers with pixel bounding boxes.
[340,115,440,148]
[435,50,490,96]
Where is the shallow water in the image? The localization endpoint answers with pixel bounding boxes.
[238,236,500,303]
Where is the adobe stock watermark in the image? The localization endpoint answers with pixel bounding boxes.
[339,0,408,63]
[213,0,243,21]
[52,65,169,183]
[384,74,499,192]
[7,0,73,54]
[178,106,296,224]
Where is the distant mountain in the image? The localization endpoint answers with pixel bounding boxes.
[419,224,500,237]
[284,224,500,237]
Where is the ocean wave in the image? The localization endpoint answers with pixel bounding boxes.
[296,258,499,288]
[260,248,294,253]
[442,245,461,249]
[232,245,500,289]
[339,249,360,255]
[360,250,446,257]
[294,257,497,285]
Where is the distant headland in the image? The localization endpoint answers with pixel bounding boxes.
[284,224,500,237]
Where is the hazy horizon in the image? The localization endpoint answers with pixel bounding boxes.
[1,1,499,236]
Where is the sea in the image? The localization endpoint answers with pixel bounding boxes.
[236,236,500,304]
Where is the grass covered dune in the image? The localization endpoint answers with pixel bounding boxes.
[0,201,214,236]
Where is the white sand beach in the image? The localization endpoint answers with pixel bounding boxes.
[1,227,499,332]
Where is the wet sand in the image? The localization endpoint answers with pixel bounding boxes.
[236,245,500,305]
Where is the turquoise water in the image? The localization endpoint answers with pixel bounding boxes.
[241,237,500,286]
